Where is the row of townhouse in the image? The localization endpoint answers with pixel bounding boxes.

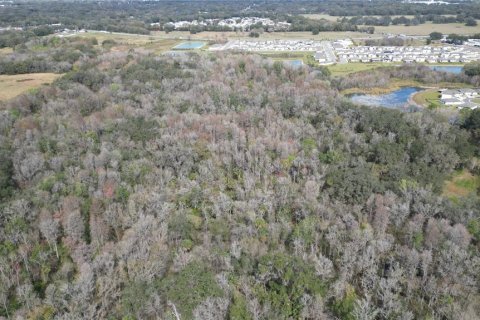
[334,45,480,63]
[220,40,328,52]
[162,17,291,31]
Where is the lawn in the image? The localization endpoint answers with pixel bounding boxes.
[260,52,319,67]
[412,88,442,108]
[443,170,479,198]
[0,73,61,102]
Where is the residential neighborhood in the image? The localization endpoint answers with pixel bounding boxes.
[440,88,480,109]
[161,17,291,32]
[210,39,480,65]
[210,39,331,52]
[335,45,480,63]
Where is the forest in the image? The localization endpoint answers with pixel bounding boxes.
[1,0,480,35]
[0,32,479,319]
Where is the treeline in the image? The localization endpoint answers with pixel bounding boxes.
[287,15,374,33]
[0,37,98,74]
[2,0,480,38]
[324,0,480,17]
[365,37,408,46]
[0,27,56,48]
[0,45,479,319]
[346,14,478,27]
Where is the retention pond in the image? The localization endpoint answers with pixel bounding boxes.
[349,87,423,110]
[173,41,206,50]
[428,65,463,74]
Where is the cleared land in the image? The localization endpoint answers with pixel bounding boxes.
[0,47,13,55]
[65,30,383,55]
[443,170,479,198]
[156,30,376,41]
[327,62,391,76]
[0,73,61,102]
[374,21,480,36]
[69,32,182,53]
[301,14,341,22]
[64,22,480,53]
[302,15,480,36]
[302,14,458,21]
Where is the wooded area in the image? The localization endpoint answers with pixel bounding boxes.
[0,0,480,319]
[0,33,479,318]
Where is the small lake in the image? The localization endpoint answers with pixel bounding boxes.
[284,60,304,68]
[428,65,463,74]
[173,41,206,50]
[350,87,422,110]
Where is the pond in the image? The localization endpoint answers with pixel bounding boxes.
[428,65,463,74]
[284,60,304,68]
[350,87,422,110]
[173,41,206,50]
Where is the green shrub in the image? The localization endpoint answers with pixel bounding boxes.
[158,263,223,319]
[332,287,357,320]
[228,291,252,320]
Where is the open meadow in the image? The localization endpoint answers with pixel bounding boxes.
[0,73,61,102]
[443,169,480,199]
[302,15,480,36]
[374,21,480,35]
[327,62,391,76]
[81,30,378,45]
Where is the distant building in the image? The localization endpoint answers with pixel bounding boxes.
[440,89,479,109]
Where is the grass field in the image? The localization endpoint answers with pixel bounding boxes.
[73,30,379,53]
[72,31,183,53]
[374,21,480,35]
[77,31,161,45]
[302,14,459,20]
[0,47,13,56]
[412,88,443,108]
[327,62,391,76]
[301,14,340,22]
[443,170,479,198]
[154,30,374,41]
[302,15,480,36]
[0,73,61,102]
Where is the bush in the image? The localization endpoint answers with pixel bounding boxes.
[158,263,223,319]
[120,116,158,145]
[326,165,382,204]
[465,18,477,27]
[255,253,326,318]
[464,62,480,77]
[0,146,15,200]
[429,31,442,40]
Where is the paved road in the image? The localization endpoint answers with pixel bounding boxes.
[320,41,337,64]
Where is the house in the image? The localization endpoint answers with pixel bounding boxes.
[442,98,463,106]
[440,89,480,108]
